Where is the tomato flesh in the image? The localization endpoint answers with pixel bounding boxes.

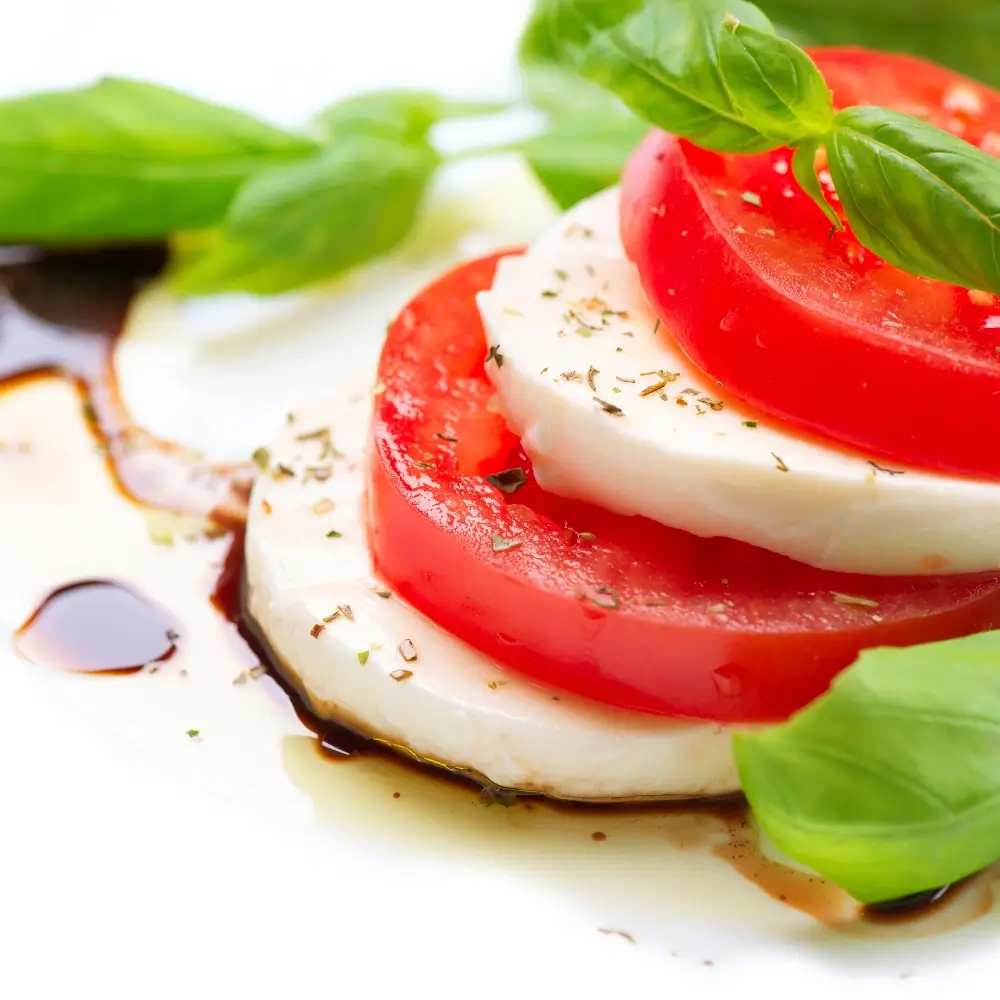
[368,253,1000,722]
[621,48,1000,480]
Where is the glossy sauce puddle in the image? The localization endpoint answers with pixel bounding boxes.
[1,244,997,964]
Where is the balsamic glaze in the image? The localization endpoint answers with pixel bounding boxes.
[0,245,251,527]
[866,886,954,920]
[14,579,179,674]
[211,526,371,760]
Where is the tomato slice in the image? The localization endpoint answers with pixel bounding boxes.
[368,253,1000,722]
[621,48,1000,480]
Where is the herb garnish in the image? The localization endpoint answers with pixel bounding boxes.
[357,650,370,665]
[486,344,504,368]
[585,588,620,610]
[485,467,529,494]
[492,533,523,553]
[597,929,636,944]
[252,447,271,472]
[593,396,624,416]
[867,460,906,476]
[771,453,790,472]
[303,465,332,484]
[326,529,343,539]
[830,592,880,609]
[296,426,343,461]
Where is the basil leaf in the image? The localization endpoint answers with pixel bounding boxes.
[170,135,438,296]
[735,631,1000,904]
[520,1,649,209]
[541,0,783,154]
[827,106,1000,294]
[758,0,1000,88]
[0,77,315,241]
[520,0,639,121]
[717,17,833,141]
[520,114,649,208]
[791,137,841,230]
[314,90,509,145]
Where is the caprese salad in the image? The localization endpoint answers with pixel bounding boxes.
[245,8,1000,909]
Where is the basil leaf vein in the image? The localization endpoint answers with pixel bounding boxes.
[735,631,1000,904]
[717,17,833,141]
[828,106,1000,294]
[542,0,783,153]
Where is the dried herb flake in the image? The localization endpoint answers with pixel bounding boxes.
[485,467,528,494]
[492,533,523,553]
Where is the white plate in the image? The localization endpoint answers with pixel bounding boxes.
[1,3,998,997]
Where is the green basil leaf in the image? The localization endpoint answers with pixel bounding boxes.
[717,17,833,141]
[0,77,316,241]
[735,631,1000,904]
[758,0,1000,88]
[520,0,639,121]
[827,106,1000,294]
[520,114,649,208]
[314,90,509,145]
[520,1,649,208]
[791,137,841,230]
[541,0,783,154]
[169,134,438,296]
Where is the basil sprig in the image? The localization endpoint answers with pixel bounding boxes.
[0,78,317,241]
[542,0,1000,296]
[0,77,519,295]
[735,632,1000,904]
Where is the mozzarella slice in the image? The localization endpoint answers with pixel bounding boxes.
[477,188,1000,576]
[244,387,739,801]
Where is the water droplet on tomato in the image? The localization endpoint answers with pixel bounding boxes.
[720,310,738,332]
[712,665,744,698]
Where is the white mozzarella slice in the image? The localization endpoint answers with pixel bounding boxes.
[477,187,1000,576]
[244,387,739,801]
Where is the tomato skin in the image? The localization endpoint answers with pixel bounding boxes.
[369,253,1000,723]
[621,49,1000,480]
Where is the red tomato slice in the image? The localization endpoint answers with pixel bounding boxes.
[621,48,1000,480]
[368,253,1000,723]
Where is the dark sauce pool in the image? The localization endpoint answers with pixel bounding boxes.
[15,580,179,675]
[0,245,251,529]
[0,243,985,933]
